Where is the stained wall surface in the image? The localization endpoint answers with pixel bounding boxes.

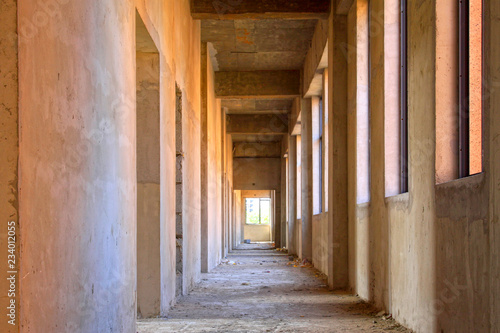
[0,0,18,332]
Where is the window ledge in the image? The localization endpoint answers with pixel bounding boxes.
[435,172,485,189]
[385,191,410,204]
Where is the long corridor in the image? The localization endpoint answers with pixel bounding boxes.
[138,244,410,333]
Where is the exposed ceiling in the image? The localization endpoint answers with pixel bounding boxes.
[222,99,292,114]
[200,11,319,146]
[201,19,317,71]
[231,134,285,143]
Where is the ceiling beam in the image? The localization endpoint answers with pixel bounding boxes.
[234,142,282,158]
[227,114,288,134]
[336,0,355,15]
[215,70,301,99]
[191,0,330,20]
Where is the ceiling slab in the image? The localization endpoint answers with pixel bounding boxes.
[191,0,330,20]
[215,70,300,98]
[227,114,288,135]
[231,134,285,143]
[222,99,293,114]
[202,19,317,71]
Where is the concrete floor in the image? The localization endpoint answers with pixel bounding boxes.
[138,244,411,333]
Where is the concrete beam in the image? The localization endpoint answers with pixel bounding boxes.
[191,0,331,20]
[336,0,355,15]
[215,71,301,99]
[227,114,288,135]
[301,98,313,261]
[233,142,282,158]
[328,12,349,290]
[303,20,329,97]
[288,136,298,255]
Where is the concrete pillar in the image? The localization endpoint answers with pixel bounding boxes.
[200,42,210,272]
[346,0,370,293]
[301,98,313,261]
[19,2,137,331]
[405,0,437,330]
[368,0,389,307]
[328,10,349,289]
[288,136,297,254]
[274,190,282,248]
[0,1,18,331]
[281,138,288,248]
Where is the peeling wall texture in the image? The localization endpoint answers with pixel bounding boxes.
[0,0,19,332]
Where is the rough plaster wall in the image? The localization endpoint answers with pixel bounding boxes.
[434,176,489,332]
[201,42,222,273]
[344,1,494,332]
[487,0,500,329]
[0,0,18,331]
[387,1,437,331]
[136,0,201,312]
[355,205,370,299]
[312,213,329,275]
[347,2,358,293]
[328,7,349,289]
[19,1,137,331]
[244,225,271,242]
[369,0,390,308]
[18,1,201,331]
[136,51,161,318]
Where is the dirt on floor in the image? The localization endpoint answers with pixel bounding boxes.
[138,244,412,333]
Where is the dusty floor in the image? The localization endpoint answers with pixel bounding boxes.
[138,244,411,332]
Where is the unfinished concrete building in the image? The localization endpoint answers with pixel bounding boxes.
[0,0,499,332]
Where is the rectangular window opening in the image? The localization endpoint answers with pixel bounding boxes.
[245,198,271,225]
[400,0,409,193]
[459,0,483,178]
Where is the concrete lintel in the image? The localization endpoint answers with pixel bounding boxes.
[191,0,330,20]
[227,114,289,135]
[303,20,329,97]
[215,71,301,98]
[336,0,355,15]
[234,142,282,158]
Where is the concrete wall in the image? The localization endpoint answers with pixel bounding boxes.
[340,0,500,332]
[233,158,281,190]
[0,0,18,331]
[136,46,161,318]
[201,42,223,272]
[18,0,202,331]
[312,213,328,275]
[487,0,500,329]
[244,225,271,242]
